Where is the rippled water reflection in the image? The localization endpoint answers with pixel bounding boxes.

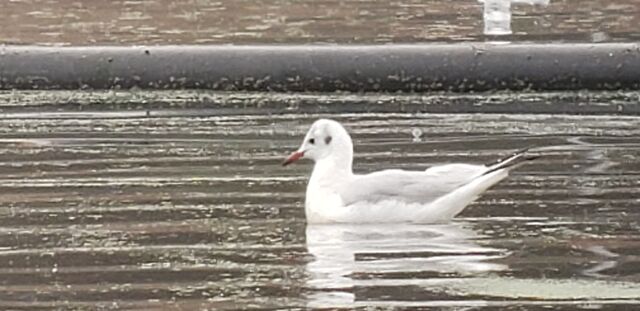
[307,222,640,308]
[0,91,638,309]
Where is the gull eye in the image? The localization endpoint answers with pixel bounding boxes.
[308,138,315,145]
[325,136,332,144]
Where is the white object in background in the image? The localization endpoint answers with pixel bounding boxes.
[479,0,550,36]
[483,0,512,35]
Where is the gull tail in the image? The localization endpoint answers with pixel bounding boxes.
[482,148,539,176]
[415,148,539,222]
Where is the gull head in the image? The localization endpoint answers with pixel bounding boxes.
[283,119,353,166]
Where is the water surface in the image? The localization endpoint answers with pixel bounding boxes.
[0,91,638,309]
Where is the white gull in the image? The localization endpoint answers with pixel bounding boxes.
[283,119,536,224]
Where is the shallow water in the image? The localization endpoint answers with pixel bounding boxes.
[0,91,638,309]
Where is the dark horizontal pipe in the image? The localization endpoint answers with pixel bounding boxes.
[1,43,639,92]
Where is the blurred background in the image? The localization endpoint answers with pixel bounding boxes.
[1,0,639,45]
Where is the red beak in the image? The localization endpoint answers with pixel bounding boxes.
[282,151,304,166]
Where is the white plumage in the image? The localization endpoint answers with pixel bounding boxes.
[283,119,535,224]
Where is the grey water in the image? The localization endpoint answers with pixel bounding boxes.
[0,90,638,309]
[1,0,639,45]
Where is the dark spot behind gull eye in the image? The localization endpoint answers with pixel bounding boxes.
[308,138,315,145]
[325,136,332,144]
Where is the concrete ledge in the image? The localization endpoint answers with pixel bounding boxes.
[1,43,639,92]
[2,90,639,115]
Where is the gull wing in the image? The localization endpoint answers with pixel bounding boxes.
[339,164,488,206]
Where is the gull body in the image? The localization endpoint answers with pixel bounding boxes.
[283,119,535,224]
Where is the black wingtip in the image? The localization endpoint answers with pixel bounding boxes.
[482,148,539,176]
[484,147,528,167]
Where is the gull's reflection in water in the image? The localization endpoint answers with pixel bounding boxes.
[304,222,508,307]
